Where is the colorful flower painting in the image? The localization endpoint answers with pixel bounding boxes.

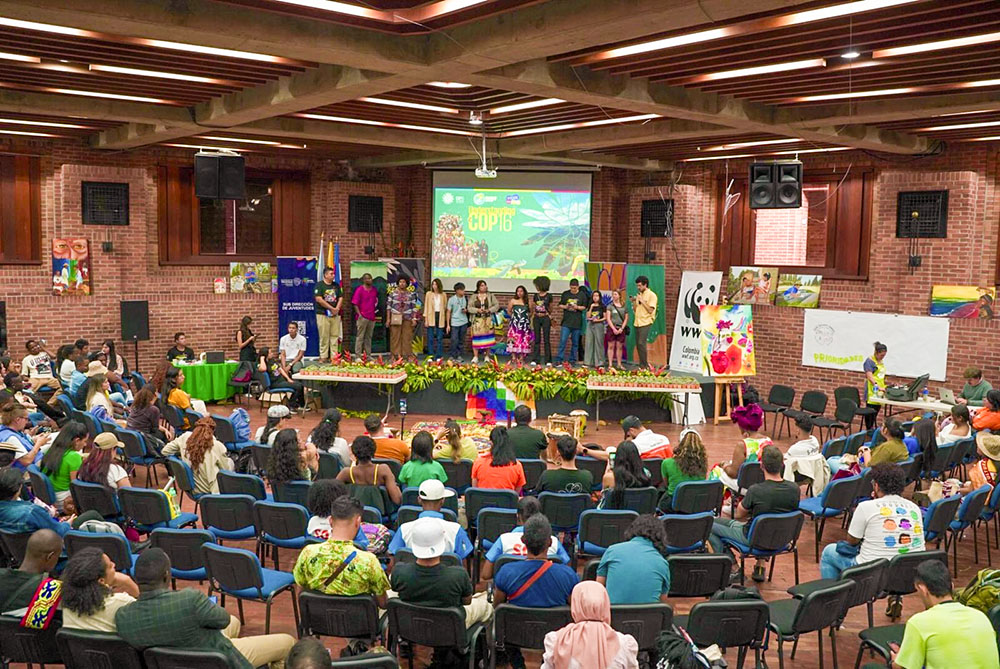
[930,285,995,319]
[700,304,756,377]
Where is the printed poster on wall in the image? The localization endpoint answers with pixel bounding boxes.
[277,257,319,358]
[52,238,92,296]
[700,304,756,377]
[669,271,722,374]
[230,262,274,293]
[930,285,995,319]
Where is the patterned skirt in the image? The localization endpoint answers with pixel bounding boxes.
[471,316,495,350]
[506,311,535,354]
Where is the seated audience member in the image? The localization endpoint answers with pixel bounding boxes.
[958,366,993,407]
[127,385,173,452]
[658,429,708,513]
[85,374,125,427]
[257,347,305,410]
[482,497,570,580]
[598,441,649,510]
[62,547,141,631]
[906,419,937,471]
[961,433,1000,494]
[870,418,910,465]
[0,528,62,612]
[621,415,671,459]
[255,404,292,446]
[21,339,57,392]
[286,638,335,669]
[541,581,639,669]
[336,435,402,512]
[0,402,50,467]
[101,339,129,380]
[309,408,351,467]
[709,445,800,583]
[494,514,579,607]
[75,338,91,358]
[972,389,1000,431]
[278,321,307,374]
[363,413,410,463]
[596,514,670,605]
[115,549,295,669]
[388,479,472,560]
[506,405,547,459]
[786,417,821,457]
[389,517,493,629]
[162,366,208,424]
[38,420,87,508]
[820,463,924,580]
[306,478,392,552]
[165,332,195,362]
[77,433,131,489]
[268,428,319,487]
[892,559,999,669]
[783,417,830,494]
[293,496,390,605]
[937,404,971,445]
[472,426,526,492]
[57,343,78,387]
[399,430,448,488]
[536,435,593,493]
[163,416,233,496]
[0,372,60,426]
[711,403,772,492]
[67,356,89,398]
[434,418,479,463]
[87,360,126,406]
[0,467,101,536]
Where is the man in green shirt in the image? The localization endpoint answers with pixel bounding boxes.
[958,366,993,407]
[507,405,547,459]
[0,528,61,613]
[314,266,343,363]
[892,559,999,669]
[535,435,593,493]
[869,418,910,466]
[293,497,389,605]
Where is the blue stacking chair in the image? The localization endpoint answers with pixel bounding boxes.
[54,393,75,417]
[720,511,804,586]
[165,456,209,511]
[200,494,257,543]
[26,465,57,507]
[74,410,103,441]
[474,508,518,582]
[150,528,215,586]
[257,374,293,413]
[253,500,318,570]
[798,474,863,561]
[946,485,991,573]
[539,492,592,534]
[119,487,198,533]
[70,479,122,520]
[218,470,270,500]
[202,543,298,634]
[211,415,257,453]
[978,483,1000,565]
[576,510,637,564]
[64,530,138,575]
[661,512,714,554]
[118,429,163,487]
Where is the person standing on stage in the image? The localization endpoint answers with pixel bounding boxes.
[584,289,606,368]
[424,279,448,361]
[468,280,498,364]
[555,279,585,365]
[506,286,534,364]
[314,266,343,362]
[863,341,887,430]
[631,276,657,369]
[446,283,469,360]
[352,273,378,357]
[387,277,419,361]
[531,275,553,365]
[605,289,629,370]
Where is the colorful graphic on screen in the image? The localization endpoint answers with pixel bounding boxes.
[432,185,591,292]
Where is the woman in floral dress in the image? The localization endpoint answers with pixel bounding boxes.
[506,285,534,363]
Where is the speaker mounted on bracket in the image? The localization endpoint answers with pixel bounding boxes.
[749,160,802,209]
[194,151,246,200]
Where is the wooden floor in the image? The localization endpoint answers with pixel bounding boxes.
[38,409,998,668]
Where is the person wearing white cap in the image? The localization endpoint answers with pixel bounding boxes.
[389,517,493,630]
[254,405,292,446]
[387,479,473,561]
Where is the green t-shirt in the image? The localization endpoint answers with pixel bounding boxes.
[896,601,999,669]
[507,425,547,459]
[314,280,342,316]
[47,450,83,492]
[869,438,909,466]
[390,562,472,609]
[960,379,993,407]
[535,468,593,494]
[660,457,704,497]
[398,459,448,489]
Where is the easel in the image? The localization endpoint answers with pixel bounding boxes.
[713,376,745,425]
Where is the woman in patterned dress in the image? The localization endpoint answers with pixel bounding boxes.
[506,285,535,363]
[468,280,499,364]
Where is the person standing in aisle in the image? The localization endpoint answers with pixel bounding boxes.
[314,266,343,362]
[862,341,888,430]
[446,283,469,360]
[531,275,553,365]
[555,279,585,365]
[424,279,448,360]
[584,289,606,368]
[631,276,657,369]
[352,273,378,357]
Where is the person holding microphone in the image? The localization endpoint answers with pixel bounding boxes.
[863,341,888,430]
[631,276,657,369]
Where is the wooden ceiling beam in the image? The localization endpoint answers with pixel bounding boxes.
[0,88,191,125]
[780,90,1000,127]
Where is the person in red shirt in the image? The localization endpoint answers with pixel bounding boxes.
[972,390,1000,432]
[472,426,526,492]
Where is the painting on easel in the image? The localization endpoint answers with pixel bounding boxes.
[700,304,756,377]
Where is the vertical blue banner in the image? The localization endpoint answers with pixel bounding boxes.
[277,256,319,357]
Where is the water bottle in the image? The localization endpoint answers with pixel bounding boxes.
[922,387,930,402]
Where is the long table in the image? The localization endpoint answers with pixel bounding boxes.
[867,396,954,418]
[586,381,703,428]
[292,371,407,414]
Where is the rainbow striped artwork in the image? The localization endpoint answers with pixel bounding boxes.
[930,285,995,319]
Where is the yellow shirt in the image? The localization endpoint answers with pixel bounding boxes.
[634,289,658,328]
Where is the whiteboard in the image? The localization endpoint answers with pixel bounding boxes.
[801,309,950,381]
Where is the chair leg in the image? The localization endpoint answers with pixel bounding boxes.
[767,555,776,582]
[853,642,865,669]
[237,597,245,624]
[790,636,799,659]
[817,629,824,669]
[290,587,300,631]
[831,625,839,669]
[265,598,271,635]
[867,601,873,630]
[794,547,800,584]
[816,517,827,562]
[777,636,785,669]
[974,523,980,564]
[274,546,280,570]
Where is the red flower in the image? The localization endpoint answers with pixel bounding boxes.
[710,350,729,374]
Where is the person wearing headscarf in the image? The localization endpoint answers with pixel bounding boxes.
[709,403,772,494]
[541,581,638,669]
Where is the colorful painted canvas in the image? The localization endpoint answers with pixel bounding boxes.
[775,273,822,308]
[350,260,388,280]
[465,381,536,422]
[229,262,272,293]
[700,304,756,377]
[52,238,92,296]
[584,262,627,305]
[726,266,777,304]
[213,278,226,294]
[930,285,995,319]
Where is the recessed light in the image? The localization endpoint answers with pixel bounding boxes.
[0,118,90,129]
[489,98,564,115]
[841,50,861,59]
[427,81,472,89]
[359,97,459,114]
[89,64,226,85]
[297,112,478,136]
[500,114,661,138]
[47,88,168,103]
[0,51,40,63]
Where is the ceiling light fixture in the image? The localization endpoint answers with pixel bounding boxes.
[962,135,1000,142]
[48,88,167,103]
[0,129,60,138]
[0,16,88,36]
[427,81,472,88]
[681,146,849,161]
[0,117,90,129]
[692,59,825,83]
[702,138,801,151]
[298,112,478,136]
[199,136,282,145]
[787,77,1000,102]
[936,109,996,117]
[468,111,483,126]
[0,51,40,63]
[873,31,1000,58]
[359,97,459,114]
[500,114,661,138]
[841,50,861,59]
[88,64,225,84]
[163,143,253,152]
[915,120,1000,132]
[139,39,286,63]
[489,98,564,115]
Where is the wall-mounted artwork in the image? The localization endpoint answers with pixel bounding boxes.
[726,266,777,304]
[229,262,273,293]
[52,238,92,296]
[583,261,627,304]
[775,273,822,308]
[930,285,995,319]
[701,304,756,377]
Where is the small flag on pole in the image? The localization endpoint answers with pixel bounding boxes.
[333,243,342,284]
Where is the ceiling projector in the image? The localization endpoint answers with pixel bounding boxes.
[475,167,498,179]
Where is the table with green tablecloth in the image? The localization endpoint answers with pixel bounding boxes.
[174,361,240,401]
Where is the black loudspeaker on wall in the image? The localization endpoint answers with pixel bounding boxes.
[120,300,150,341]
[749,161,802,209]
[194,152,246,200]
[640,198,674,238]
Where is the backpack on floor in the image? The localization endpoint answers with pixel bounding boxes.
[956,568,1000,614]
[231,447,255,475]
[229,361,254,385]
[229,407,252,442]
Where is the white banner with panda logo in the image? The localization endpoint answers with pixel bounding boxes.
[669,271,723,374]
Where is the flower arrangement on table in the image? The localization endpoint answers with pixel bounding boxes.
[296,362,407,383]
[304,354,698,408]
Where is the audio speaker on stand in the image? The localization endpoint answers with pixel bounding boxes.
[120,300,150,374]
[749,161,802,209]
[194,153,246,200]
